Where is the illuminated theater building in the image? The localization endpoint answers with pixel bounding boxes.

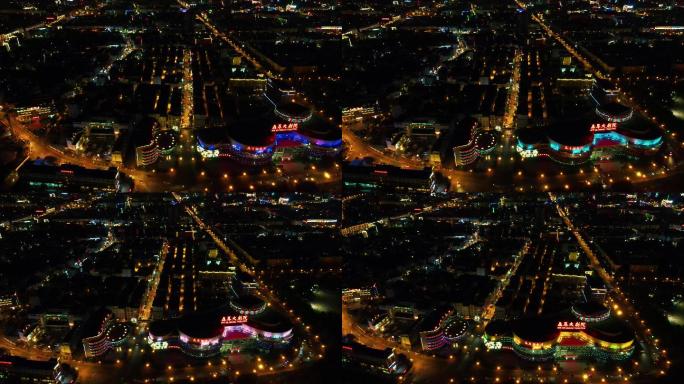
[196,99,341,165]
[274,101,313,123]
[452,119,497,166]
[483,302,635,362]
[516,81,662,164]
[135,118,161,167]
[196,120,277,166]
[418,309,469,351]
[81,309,130,359]
[277,117,344,158]
[147,295,293,357]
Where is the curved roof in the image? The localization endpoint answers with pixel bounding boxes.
[149,319,177,338]
[248,308,293,334]
[178,312,223,340]
[228,119,276,147]
[197,124,275,148]
[597,102,631,117]
[276,102,312,119]
[485,319,511,337]
[547,120,593,147]
[298,115,342,141]
[586,318,634,344]
[231,294,266,312]
[615,115,662,140]
[572,301,610,318]
[512,317,560,343]
[516,128,547,146]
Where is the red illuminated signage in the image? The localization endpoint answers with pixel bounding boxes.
[561,145,587,151]
[272,123,299,133]
[557,321,586,331]
[244,146,269,152]
[590,122,617,133]
[221,315,248,325]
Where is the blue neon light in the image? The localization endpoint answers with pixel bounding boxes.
[275,132,342,148]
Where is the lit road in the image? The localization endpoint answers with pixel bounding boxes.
[173,194,328,370]
[342,305,447,384]
[512,0,682,176]
[342,195,669,383]
[343,0,683,192]
[138,241,169,323]
[0,194,101,228]
[551,193,670,382]
[0,1,106,44]
[0,198,328,383]
[1,108,168,191]
[3,2,341,192]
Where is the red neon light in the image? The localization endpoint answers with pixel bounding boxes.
[271,123,299,133]
[590,122,617,133]
[373,170,388,175]
[0,361,13,366]
[221,315,248,325]
[557,321,586,331]
[244,146,270,152]
[60,170,74,175]
[342,346,353,351]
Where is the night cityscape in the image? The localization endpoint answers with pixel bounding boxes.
[2,1,684,384]
[341,192,684,383]
[342,0,684,193]
[1,0,342,193]
[0,193,340,383]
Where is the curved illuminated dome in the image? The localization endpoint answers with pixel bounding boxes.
[443,317,468,342]
[516,128,546,154]
[105,323,130,347]
[148,319,176,342]
[487,312,636,363]
[484,319,512,340]
[513,318,560,343]
[196,120,276,165]
[275,101,313,123]
[483,320,512,350]
[155,130,178,154]
[474,131,497,155]
[614,115,663,149]
[146,308,294,357]
[228,119,276,147]
[229,294,267,315]
[584,318,635,359]
[512,318,559,361]
[572,301,610,322]
[178,313,223,357]
[248,309,294,340]
[417,308,459,351]
[546,121,593,164]
[596,102,633,123]
[294,115,343,155]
